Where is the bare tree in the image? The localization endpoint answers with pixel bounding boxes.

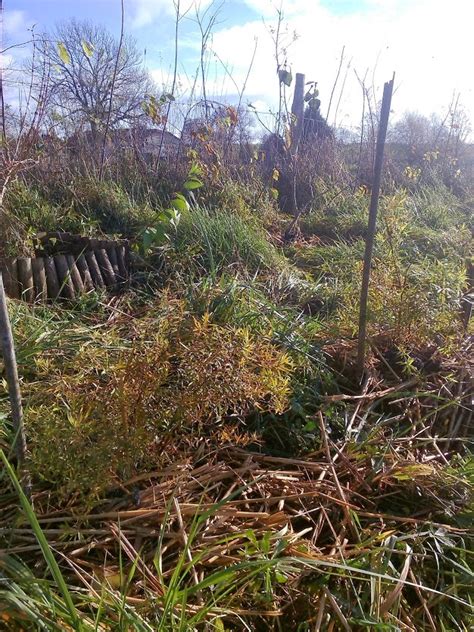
[38,19,155,137]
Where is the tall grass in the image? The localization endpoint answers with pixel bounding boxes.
[170,206,285,278]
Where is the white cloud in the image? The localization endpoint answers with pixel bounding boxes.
[0,53,13,71]
[208,0,473,130]
[4,9,29,37]
[242,0,322,18]
[130,0,212,28]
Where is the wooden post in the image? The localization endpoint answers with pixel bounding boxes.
[0,272,27,467]
[95,249,116,287]
[291,72,305,150]
[44,256,61,301]
[356,75,395,377]
[17,258,34,303]
[115,246,128,284]
[462,257,473,328]
[3,258,20,299]
[107,247,120,280]
[66,255,85,295]
[288,72,306,216]
[32,257,48,302]
[54,254,75,300]
[85,251,105,288]
[0,0,7,146]
[76,254,95,292]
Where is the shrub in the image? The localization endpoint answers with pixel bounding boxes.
[410,184,468,230]
[26,304,292,498]
[1,182,66,257]
[299,186,369,242]
[288,192,468,346]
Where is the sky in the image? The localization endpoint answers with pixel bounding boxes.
[3,0,473,135]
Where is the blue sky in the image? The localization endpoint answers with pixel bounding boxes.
[4,0,473,133]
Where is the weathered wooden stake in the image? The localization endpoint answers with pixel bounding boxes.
[290,72,305,150]
[32,257,47,302]
[17,257,34,302]
[462,257,473,329]
[289,72,306,216]
[95,249,117,287]
[76,254,95,292]
[115,246,128,284]
[107,247,120,280]
[85,251,105,288]
[4,258,19,299]
[0,272,27,467]
[66,254,85,295]
[44,256,61,301]
[357,74,395,377]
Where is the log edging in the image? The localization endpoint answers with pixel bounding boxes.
[0,238,130,302]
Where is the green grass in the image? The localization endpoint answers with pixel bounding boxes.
[287,189,469,345]
[169,206,286,278]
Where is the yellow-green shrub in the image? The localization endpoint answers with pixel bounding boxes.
[27,306,292,499]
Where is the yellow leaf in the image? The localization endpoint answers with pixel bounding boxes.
[392,464,435,480]
[81,40,94,58]
[57,42,71,65]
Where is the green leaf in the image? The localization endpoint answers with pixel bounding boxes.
[158,209,174,221]
[57,42,71,65]
[81,40,94,58]
[214,619,225,632]
[183,177,203,191]
[170,193,189,212]
[141,225,167,253]
[188,162,203,177]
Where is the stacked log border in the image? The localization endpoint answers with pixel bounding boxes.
[0,236,130,303]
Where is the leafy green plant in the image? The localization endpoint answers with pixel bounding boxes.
[138,206,181,256]
[1,450,82,630]
[69,178,156,236]
[137,164,205,256]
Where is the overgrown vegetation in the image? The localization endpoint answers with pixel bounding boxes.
[0,8,473,631]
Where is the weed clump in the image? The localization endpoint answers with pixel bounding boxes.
[26,303,292,498]
[289,190,469,346]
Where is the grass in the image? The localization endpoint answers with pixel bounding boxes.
[0,289,472,629]
[0,415,472,629]
[287,189,470,346]
[168,206,286,279]
[0,173,472,629]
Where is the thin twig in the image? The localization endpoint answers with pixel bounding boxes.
[98,0,125,180]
